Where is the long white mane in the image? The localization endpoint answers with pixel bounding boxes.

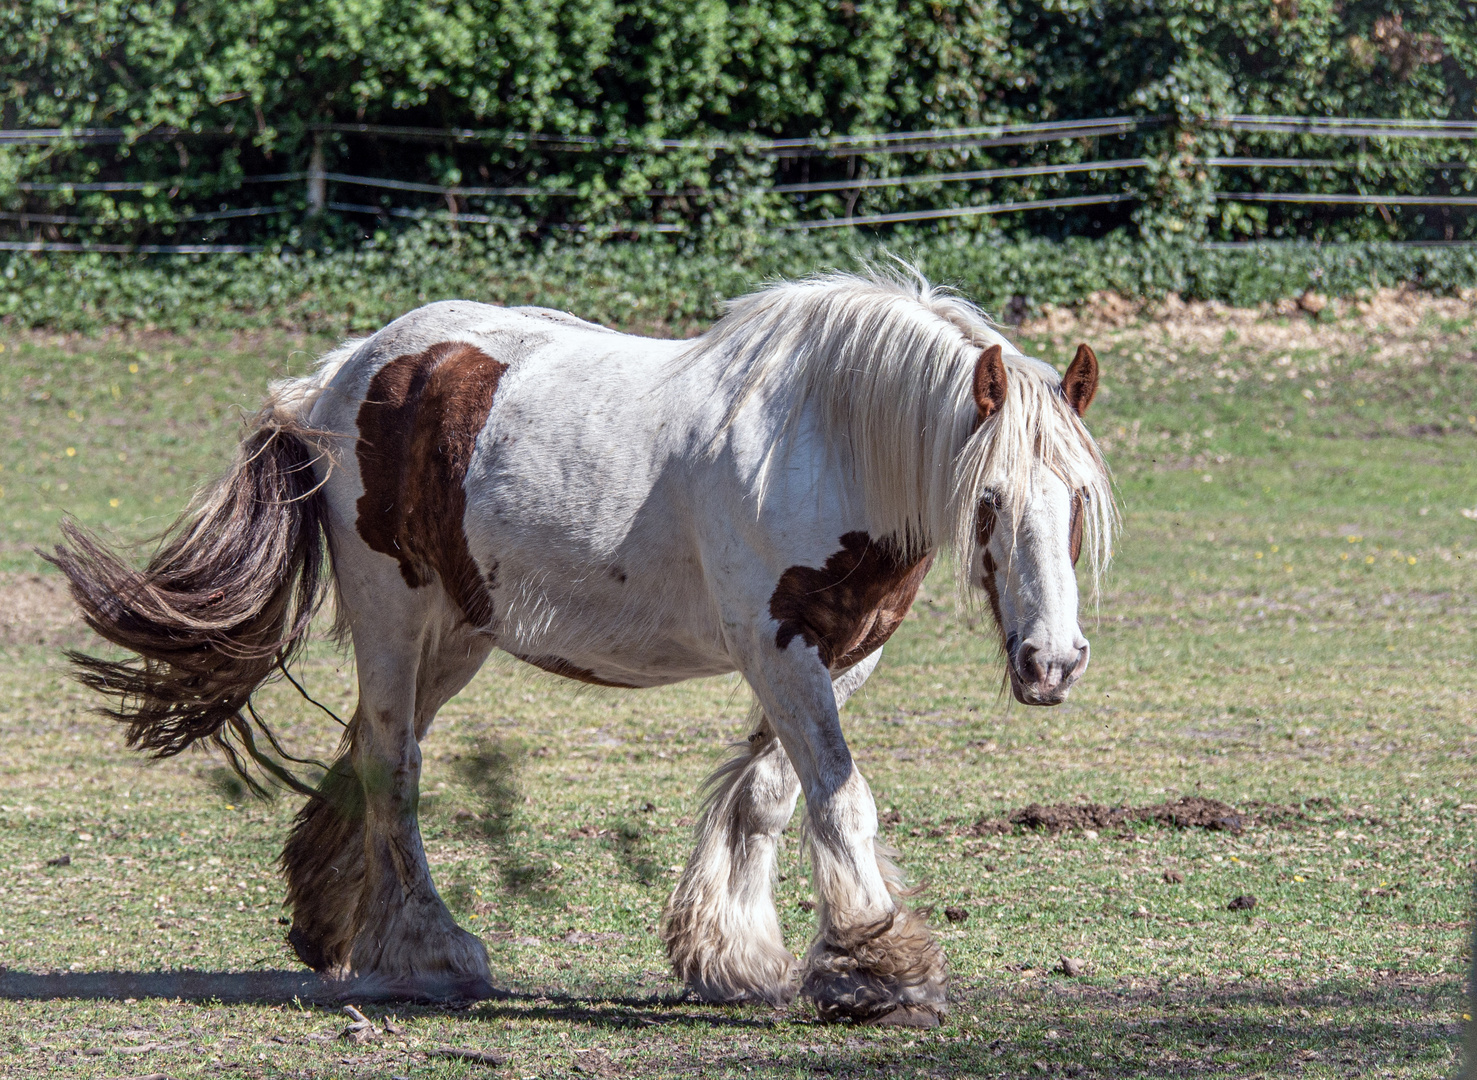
[680,265,1117,592]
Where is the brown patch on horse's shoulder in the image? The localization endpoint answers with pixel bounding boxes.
[768,532,933,671]
[512,652,641,689]
[355,341,507,627]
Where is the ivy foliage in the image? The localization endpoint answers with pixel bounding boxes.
[3,231,1475,334]
[1,1,1474,243]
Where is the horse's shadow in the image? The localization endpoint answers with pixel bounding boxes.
[0,967,1462,1071]
[0,968,778,1029]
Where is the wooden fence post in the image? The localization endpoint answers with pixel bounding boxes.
[307,133,326,215]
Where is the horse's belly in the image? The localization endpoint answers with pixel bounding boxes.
[489,559,735,688]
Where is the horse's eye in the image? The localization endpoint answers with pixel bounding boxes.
[979,489,1001,509]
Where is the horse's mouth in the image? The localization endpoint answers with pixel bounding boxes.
[1008,669,1072,706]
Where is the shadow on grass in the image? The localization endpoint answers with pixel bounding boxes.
[0,968,488,1005]
[0,969,1463,1074]
[0,968,769,1028]
[448,735,568,902]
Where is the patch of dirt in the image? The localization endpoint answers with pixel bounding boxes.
[572,1049,618,1077]
[0,572,89,649]
[1022,286,1477,353]
[1003,803,1126,832]
[562,931,627,946]
[1241,800,1387,830]
[1137,797,1247,831]
[567,825,615,840]
[971,796,1247,836]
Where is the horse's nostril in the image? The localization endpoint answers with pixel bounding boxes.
[1016,642,1042,682]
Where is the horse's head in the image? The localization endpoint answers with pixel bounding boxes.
[967,342,1105,706]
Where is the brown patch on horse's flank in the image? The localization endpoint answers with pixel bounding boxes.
[512,652,642,689]
[768,532,932,670]
[355,342,507,627]
[990,796,1246,835]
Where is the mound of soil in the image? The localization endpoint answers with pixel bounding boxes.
[1138,797,1246,831]
[978,796,1246,836]
[1006,803,1126,832]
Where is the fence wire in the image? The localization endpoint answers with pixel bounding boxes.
[3,114,1476,249]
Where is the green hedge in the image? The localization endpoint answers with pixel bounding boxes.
[4,231,1474,334]
[3,1,1475,243]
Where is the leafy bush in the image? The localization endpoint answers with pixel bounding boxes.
[2,1,1474,243]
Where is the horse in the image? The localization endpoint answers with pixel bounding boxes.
[50,267,1115,1026]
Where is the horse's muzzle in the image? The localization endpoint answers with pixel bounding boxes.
[1008,637,1090,706]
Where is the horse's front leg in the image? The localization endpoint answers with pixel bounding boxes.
[749,645,946,1026]
[663,649,886,1005]
[662,710,800,1004]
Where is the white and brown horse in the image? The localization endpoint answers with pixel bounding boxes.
[53,268,1114,1025]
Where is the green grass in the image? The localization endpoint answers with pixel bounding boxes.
[0,301,1473,1078]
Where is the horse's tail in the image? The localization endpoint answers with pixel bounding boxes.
[45,372,344,796]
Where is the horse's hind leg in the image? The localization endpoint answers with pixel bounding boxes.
[662,650,885,1005]
[348,625,493,987]
[283,572,492,990]
[282,752,366,972]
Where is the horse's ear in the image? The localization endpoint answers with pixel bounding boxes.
[1062,343,1099,416]
[973,344,1007,421]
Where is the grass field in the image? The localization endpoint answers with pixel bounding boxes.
[0,290,1473,1078]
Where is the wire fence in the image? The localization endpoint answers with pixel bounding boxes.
[3,114,1476,251]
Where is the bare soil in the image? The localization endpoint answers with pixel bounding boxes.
[0,572,87,649]
[1021,286,1477,350]
[973,796,1247,835]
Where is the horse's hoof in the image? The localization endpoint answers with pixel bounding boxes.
[864,1004,942,1029]
[287,923,337,972]
[799,905,948,1025]
[337,971,500,1003]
